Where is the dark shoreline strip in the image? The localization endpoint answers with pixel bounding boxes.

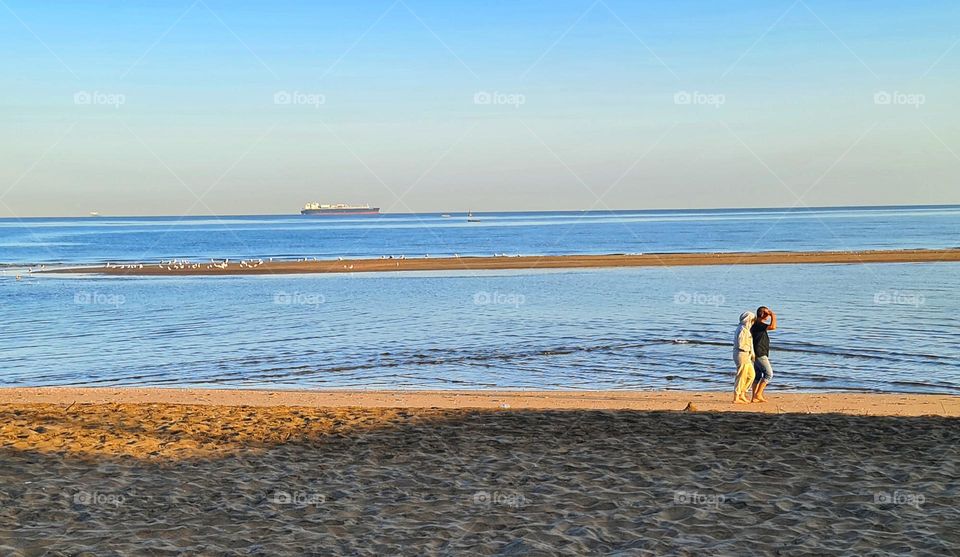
[35,248,960,276]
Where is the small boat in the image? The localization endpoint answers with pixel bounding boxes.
[467,210,480,223]
[441,214,451,218]
[88,211,101,217]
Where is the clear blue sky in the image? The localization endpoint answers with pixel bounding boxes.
[1,0,958,216]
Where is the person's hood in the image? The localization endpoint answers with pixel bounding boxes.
[739,311,755,325]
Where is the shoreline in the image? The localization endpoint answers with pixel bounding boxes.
[34,248,960,275]
[1,387,956,416]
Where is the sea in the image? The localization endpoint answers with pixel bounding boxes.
[1,205,958,393]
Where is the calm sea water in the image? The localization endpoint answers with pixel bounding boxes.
[1,206,958,393]
[2,205,959,266]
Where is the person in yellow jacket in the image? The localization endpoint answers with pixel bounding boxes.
[733,311,756,403]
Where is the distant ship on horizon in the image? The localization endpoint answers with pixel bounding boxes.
[301,203,380,216]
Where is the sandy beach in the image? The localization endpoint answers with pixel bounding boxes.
[2,388,958,555]
[37,248,960,275]
[1,387,958,416]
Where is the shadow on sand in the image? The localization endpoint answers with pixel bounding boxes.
[1,404,958,556]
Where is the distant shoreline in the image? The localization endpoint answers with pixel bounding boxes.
[37,248,960,275]
[2,202,960,220]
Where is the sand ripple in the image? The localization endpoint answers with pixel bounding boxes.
[0,404,958,555]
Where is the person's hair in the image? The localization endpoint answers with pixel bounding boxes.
[757,306,769,316]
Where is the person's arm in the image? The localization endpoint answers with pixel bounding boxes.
[767,310,777,331]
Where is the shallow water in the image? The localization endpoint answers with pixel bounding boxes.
[3,263,957,393]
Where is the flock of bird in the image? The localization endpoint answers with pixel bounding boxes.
[106,258,271,271]
[10,252,532,279]
[89,253,530,273]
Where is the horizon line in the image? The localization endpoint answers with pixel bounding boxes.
[2,202,959,220]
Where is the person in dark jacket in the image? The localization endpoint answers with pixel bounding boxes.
[751,306,777,403]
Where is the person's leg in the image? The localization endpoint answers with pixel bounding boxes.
[758,356,773,399]
[752,365,763,400]
[733,354,742,402]
[753,356,772,402]
[752,378,764,402]
[734,354,754,403]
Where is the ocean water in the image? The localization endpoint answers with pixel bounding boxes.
[2,263,958,393]
[2,205,959,266]
[1,206,958,393]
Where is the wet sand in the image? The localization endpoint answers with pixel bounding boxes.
[1,389,958,555]
[38,248,960,275]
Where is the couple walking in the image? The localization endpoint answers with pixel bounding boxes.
[733,307,777,403]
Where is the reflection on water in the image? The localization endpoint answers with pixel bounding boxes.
[2,263,958,393]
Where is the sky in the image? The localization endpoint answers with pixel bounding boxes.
[0,0,958,216]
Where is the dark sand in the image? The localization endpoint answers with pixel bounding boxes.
[1,390,958,555]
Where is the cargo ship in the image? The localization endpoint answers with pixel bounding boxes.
[301,203,380,216]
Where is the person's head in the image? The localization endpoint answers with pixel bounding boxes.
[739,311,755,325]
[756,306,769,320]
